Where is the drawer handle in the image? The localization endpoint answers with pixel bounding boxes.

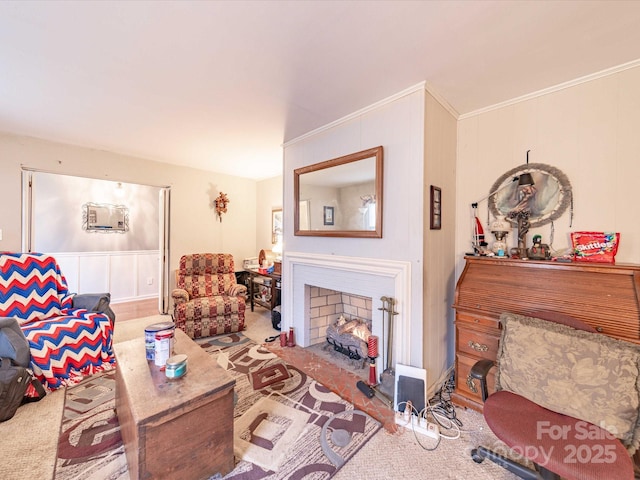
[467,340,488,352]
[466,375,478,394]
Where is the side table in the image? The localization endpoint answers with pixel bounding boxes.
[245,268,282,312]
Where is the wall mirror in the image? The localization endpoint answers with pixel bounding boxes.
[294,146,383,238]
[82,202,129,233]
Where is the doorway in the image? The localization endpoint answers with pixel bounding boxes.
[21,169,171,313]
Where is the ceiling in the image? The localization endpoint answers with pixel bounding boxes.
[2,1,640,180]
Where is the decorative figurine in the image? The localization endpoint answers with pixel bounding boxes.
[528,234,551,260]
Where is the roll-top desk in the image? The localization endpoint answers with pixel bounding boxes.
[452,255,640,411]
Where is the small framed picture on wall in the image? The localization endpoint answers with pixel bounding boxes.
[323,206,334,225]
[430,186,441,230]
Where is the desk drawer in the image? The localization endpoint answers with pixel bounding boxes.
[456,311,498,330]
[457,326,500,359]
[455,353,496,405]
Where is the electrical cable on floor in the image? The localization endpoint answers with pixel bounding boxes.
[396,400,442,451]
[395,371,466,450]
[427,370,462,430]
[411,408,441,451]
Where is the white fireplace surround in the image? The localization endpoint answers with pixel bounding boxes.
[283,252,412,370]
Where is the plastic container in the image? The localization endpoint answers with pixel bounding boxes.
[165,354,188,379]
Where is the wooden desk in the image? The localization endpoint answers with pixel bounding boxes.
[452,255,640,411]
[245,268,281,312]
[114,328,235,479]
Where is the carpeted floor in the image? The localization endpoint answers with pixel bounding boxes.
[53,332,381,479]
[1,380,64,480]
[1,310,521,480]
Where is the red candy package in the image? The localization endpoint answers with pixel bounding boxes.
[571,231,620,263]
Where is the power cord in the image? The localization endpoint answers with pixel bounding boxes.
[395,400,442,451]
[427,370,462,431]
[394,371,466,450]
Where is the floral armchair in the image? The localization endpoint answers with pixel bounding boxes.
[0,252,115,391]
[171,253,247,339]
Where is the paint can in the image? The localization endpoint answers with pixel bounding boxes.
[145,321,175,361]
[165,354,188,379]
[154,330,173,367]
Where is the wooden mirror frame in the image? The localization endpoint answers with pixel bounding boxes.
[294,146,383,238]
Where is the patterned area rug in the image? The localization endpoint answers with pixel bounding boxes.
[55,333,381,480]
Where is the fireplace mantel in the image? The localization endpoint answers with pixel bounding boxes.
[283,252,412,369]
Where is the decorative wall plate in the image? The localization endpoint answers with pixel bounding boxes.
[488,163,572,228]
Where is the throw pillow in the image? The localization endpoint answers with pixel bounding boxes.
[496,312,640,453]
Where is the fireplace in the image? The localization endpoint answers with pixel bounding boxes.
[283,252,412,371]
[307,286,372,346]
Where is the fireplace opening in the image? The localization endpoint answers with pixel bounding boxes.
[287,252,411,378]
[306,285,373,374]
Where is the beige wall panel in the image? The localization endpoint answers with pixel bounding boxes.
[457,64,640,277]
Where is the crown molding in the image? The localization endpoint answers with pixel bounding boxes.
[459,58,640,120]
[424,81,460,119]
[285,81,460,148]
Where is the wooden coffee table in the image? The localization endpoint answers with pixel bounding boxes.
[114,328,235,479]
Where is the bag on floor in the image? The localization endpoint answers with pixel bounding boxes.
[0,317,31,368]
[0,357,46,422]
[272,305,281,331]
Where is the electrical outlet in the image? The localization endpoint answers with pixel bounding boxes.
[147,277,153,285]
[426,422,440,439]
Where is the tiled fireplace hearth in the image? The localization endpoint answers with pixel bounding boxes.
[283,252,412,371]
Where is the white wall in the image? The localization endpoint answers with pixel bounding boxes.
[283,87,427,367]
[56,250,159,303]
[423,92,458,387]
[456,65,640,278]
[30,172,160,252]
[0,132,259,280]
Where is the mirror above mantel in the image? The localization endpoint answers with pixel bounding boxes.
[294,146,383,238]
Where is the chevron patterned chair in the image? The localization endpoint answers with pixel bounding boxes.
[172,253,247,339]
[0,252,115,391]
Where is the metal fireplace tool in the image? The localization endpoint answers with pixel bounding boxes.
[356,295,397,407]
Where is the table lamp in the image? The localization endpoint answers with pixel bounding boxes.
[471,176,519,254]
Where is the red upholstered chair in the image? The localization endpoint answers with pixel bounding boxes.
[469,311,636,480]
[171,253,246,339]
